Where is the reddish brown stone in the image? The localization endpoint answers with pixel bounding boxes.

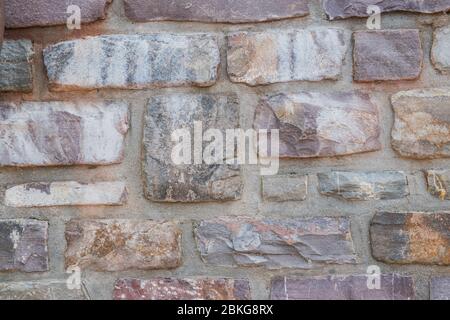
[113,278,251,300]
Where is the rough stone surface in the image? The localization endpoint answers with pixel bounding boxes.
[113,278,251,300]
[0,219,48,272]
[432,27,450,74]
[253,91,381,158]
[0,101,129,167]
[323,0,450,20]
[426,170,450,200]
[391,88,450,159]
[0,280,88,300]
[124,0,309,23]
[0,40,33,92]
[318,171,409,201]
[5,181,128,207]
[143,94,243,202]
[65,220,182,271]
[262,175,308,202]
[271,274,415,300]
[0,0,3,46]
[227,28,348,86]
[5,0,111,28]
[353,30,423,82]
[370,212,450,265]
[430,277,450,300]
[44,34,219,91]
[194,216,357,269]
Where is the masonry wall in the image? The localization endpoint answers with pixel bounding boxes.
[0,0,449,300]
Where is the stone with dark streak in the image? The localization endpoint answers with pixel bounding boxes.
[0,40,33,92]
[0,280,88,300]
[431,277,450,300]
[425,170,450,200]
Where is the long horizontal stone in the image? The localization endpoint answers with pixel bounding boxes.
[0,280,88,300]
[227,28,348,86]
[5,181,128,207]
[370,212,450,265]
[124,0,309,23]
[65,220,182,271]
[323,0,450,20]
[44,34,219,91]
[271,274,414,300]
[5,0,111,28]
[194,216,357,269]
[431,277,450,300]
[0,40,33,92]
[253,91,381,158]
[0,101,129,167]
[262,175,308,202]
[0,219,48,272]
[432,27,450,73]
[318,171,409,200]
[425,170,450,200]
[391,88,450,159]
[113,278,251,300]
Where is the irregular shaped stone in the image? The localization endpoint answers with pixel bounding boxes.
[323,0,450,20]
[253,91,381,158]
[0,219,48,272]
[391,88,450,159]
[0,101,129,167]
[124,0,309,23]
[425,170,450,200]
[113,278,251,300]
[194,216,357,269]
[65,219,182,271]
[432,27,450,74]
[271,274,414,300]
[5,0,111,28]
[143,94,243,202]
[370,212,450,265]
[0,40,33,92]
[431,277,450,300]
[262,175,308,202]
[227,28,348,86]
[44,34,219,91]
[5,181,128,207]
[354,30,423,81]
[0,280,88,300]
[318,171,409,200]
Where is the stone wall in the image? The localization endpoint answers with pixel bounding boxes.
[0,0,449,300]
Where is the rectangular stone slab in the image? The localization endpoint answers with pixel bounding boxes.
[43,34,219,91]
[370,212,450,265]
[65,220,182,271]
[0,101,129,167]
[227,28,348,86]
[430,277,450,300]
[0,40,33,92]
[262,175,308,202]
[114,278,251,300]
[0,280,88,300]
[253,91,381,158]
[271,274,414,300]
[318,171,409,200]
[425,170,450,200]
[194,216,357,269]
[5,181,128,207]
[391,88,450,159]
[124,0,309,23]
[0,219,48,272]
[432,27,450,74]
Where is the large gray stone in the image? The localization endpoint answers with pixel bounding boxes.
[0,40,33,92]
[431,277,450,300]
[0,280,88,300]
[432,27,450,74]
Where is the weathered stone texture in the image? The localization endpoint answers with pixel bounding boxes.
[5,181,128,207]
[0,219,48,272]
[143,94,243,202]
[0,0,3,46]
[370,212,450,265]
[271,274,414,300]
[227,28,348,86]
[253,91,381,158]
[0,40,33,92]
[114,278,251,300]
[432,27,450,73]
[353,30,423,81]
[425,170,450,200]
[65,220,182,271]
[44,34,219,91]
[318,171,409,201]
[323,0,450,20]
[0,280,88,300]
[194,217,357,269]
[391,88,450,159]
[5,0,111,28]
[124,0,309,23]
[262,175,307,202]
[0,101,129,167]
[430,277,450,300]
